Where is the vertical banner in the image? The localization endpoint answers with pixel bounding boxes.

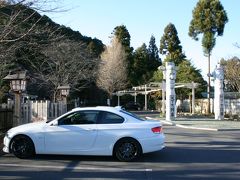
[165,62,176,121]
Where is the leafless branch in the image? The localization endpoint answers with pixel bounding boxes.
[26,40,99,101]
[233,42,240,49]
[221,57,240,92]
[0,0,66,79]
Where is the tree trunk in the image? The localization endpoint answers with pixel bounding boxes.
[53,90,58,103]
[107,93,113,106]
[207,53,211,114]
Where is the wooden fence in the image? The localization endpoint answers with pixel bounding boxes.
[1,100,67,126]
[0,109,13,132]
[176,98,240,116]
[224,99,240,116]
[30,100,67,122]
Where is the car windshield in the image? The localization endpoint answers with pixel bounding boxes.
[120,110,145,121]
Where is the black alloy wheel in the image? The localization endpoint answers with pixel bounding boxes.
[10,135,35,159]
[115,138,142,162]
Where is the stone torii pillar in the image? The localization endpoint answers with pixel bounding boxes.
[158,66,166,117]
[212,63,224,120]
[165,62,177,121]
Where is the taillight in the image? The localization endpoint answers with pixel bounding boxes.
[151,126,163,134]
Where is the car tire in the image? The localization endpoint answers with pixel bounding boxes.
[10,135,35,159]
[114,138,142,162]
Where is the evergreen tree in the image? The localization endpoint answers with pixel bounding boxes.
[113,25,131,48]
[176,59,207,99]
[148,35,162,69]
[132,43,149,85]
[152,59,206,100]
[189,0,228,113]
[160,23,185,65]
[131,38,162,86]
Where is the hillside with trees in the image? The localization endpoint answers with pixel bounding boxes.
[0,3,104,102]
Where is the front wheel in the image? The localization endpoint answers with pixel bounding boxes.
[10,135,35,159]
[114,138,142,162]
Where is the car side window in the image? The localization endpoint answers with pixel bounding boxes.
[99,112,124,124]
[58,111,99,125]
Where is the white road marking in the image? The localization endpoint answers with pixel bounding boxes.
[175,124,218,131]
[0,163,152,172]
[146,116,218,131]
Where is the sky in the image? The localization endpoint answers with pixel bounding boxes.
[44,0,240,81]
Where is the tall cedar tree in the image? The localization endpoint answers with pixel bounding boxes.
[189,0,228,113]
[131,36,161,86]
[148,35,162,68]
[132,43,149,85]
[112,25,134,86]
[160,23,185,65]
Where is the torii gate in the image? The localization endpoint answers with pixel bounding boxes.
[114,81,199,117]
[114,62,227,122]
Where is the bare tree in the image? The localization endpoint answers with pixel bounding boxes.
[97,36,128,104]
[26,39,98,101]
[234,43,240,49]
[221,57,240,92]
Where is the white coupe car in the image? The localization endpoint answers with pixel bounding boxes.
[3,106,165,161]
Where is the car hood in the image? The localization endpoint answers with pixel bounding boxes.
[8,121,46,134]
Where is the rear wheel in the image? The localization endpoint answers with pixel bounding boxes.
[10,135,35,159]
[114,138,142,162]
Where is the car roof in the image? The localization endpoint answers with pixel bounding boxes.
[70,106,122,114]
[53,106,143,123]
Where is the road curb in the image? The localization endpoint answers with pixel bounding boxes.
[146,117,219,131]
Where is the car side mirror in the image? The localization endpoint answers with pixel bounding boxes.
[50,120,58,126]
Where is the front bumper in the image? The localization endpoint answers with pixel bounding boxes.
[2,135,10,153]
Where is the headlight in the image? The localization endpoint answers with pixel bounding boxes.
[5,131,11,138]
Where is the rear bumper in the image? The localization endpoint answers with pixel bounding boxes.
[140,134,165,153]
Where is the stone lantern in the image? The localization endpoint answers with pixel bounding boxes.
[57,85,70,104]
[4,70,28,126]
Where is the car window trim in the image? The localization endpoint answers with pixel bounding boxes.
[97,111,125,124]
[58,110,100,126]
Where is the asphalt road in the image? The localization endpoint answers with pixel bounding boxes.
[0,125,240,180]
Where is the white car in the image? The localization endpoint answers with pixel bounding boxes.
[3,106,165,161]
